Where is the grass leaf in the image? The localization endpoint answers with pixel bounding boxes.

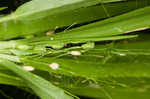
[0,60,75,99]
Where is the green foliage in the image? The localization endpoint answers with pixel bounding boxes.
[0,0,150,99]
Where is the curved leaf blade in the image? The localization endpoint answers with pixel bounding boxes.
[0,60,75,99]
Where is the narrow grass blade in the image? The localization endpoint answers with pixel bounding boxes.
[0,72,25,86]
[0,0,113,40]
[0,0,149,40]
[0,7,7,11]
[53,6,150,39]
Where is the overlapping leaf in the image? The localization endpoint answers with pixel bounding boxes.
[0,60,75,99]
[0,0,150,40]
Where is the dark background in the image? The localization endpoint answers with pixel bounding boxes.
[0,0,30,13]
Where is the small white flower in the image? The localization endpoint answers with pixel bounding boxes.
[50,37,54,40]
[23,66,35,71]
[70,51,81,56]
[119,53,126,56]
[49,62,59,70]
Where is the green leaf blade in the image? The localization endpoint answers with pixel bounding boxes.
[0,60,75,99]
